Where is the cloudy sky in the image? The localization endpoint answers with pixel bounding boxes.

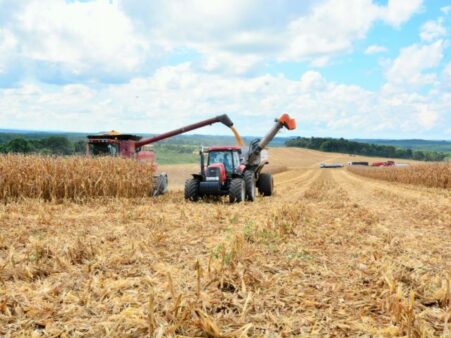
[0,0,450,139]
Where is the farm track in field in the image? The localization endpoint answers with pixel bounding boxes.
[1,148,449,337]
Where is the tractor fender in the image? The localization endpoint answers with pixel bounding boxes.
[192,174,203,180]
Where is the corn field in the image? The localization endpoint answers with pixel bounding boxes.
[0,154,155,201]
[348,163,451,189]
[0,148,450,337]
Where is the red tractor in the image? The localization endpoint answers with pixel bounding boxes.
[86,114,234,196]
[185,114,296,203]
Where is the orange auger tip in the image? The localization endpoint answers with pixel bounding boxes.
[279,114,296,130]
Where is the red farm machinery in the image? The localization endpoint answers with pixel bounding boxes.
[185,114,296,203]
[86,114,234,196]
[371,160,395,167]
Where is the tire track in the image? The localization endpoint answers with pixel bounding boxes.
[276,168,323,200]
[330,168,451,270]
[345,168,450,207]
[275,168,313,186]
[336,169,450,225]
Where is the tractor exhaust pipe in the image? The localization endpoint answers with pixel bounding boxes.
[200,149,206,179]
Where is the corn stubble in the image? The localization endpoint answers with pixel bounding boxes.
[348,163,451,189]
[0,149,450,337]
[0,154,154,201]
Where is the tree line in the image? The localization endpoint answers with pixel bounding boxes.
[0,136,86,155]
[285,137,448,161]
[2,134,448,161]
[0,135,196,156]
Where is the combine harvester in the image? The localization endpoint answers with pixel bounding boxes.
[185,114,296,203]
[86,115,235,196]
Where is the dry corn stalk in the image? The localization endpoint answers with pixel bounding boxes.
[348,162,451,189]
[0,154,155,201]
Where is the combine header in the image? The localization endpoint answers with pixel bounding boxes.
[185,114,296,203]
[86,115,234,196]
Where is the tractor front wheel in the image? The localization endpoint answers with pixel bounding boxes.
[229,178,245,203]
[185,178,200,201]
[257,173,273,196]
[244,170,256,201]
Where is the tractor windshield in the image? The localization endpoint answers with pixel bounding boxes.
[208,150,240,173]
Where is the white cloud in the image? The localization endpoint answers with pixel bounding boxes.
[442,62,451,89]
[420,18,447,41]
[385,40,444,88]
[381,0,423,28]
[0,65,448,138]
[0,0,425,81]
[416,106,439,129]
[282,0,380,61]
[441,5,451,15]
[1,0,446,139]
[310,56,330,68]
[0,28,17,73]
[1,0,151,80]
[299,71,327,91]
[364,44,388,54]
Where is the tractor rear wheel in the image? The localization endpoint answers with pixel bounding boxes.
[185,178,200,201]
[244,170,256,201]
[257,173,273,196]
[229,178,245,203]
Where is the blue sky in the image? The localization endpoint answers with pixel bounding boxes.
[0,0,450,139]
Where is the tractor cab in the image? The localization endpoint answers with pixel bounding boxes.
[207,146,243,175]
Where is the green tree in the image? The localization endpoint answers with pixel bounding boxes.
[413,151,425,161]
[38,136,73,155]
[74,140,87,154]
[3,138,34,153]
[286,137,447,162]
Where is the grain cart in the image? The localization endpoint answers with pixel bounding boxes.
[86,115,234,196]
[185,114,296,203]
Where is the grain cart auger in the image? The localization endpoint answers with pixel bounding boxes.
[86,114,234,196]
[185,114,296,203]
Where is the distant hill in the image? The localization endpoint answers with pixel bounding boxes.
[0,129,87,142]
[354,139,451,153]
[0,129,291,147]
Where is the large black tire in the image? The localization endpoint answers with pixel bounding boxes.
[257,173,273,196]
[184,178,200,201]
[229,178,245,203]
[244,170,256,201]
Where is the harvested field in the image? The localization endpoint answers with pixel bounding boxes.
[0,148,450,337]
[349,163,451,189]
[0,154,154,201]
